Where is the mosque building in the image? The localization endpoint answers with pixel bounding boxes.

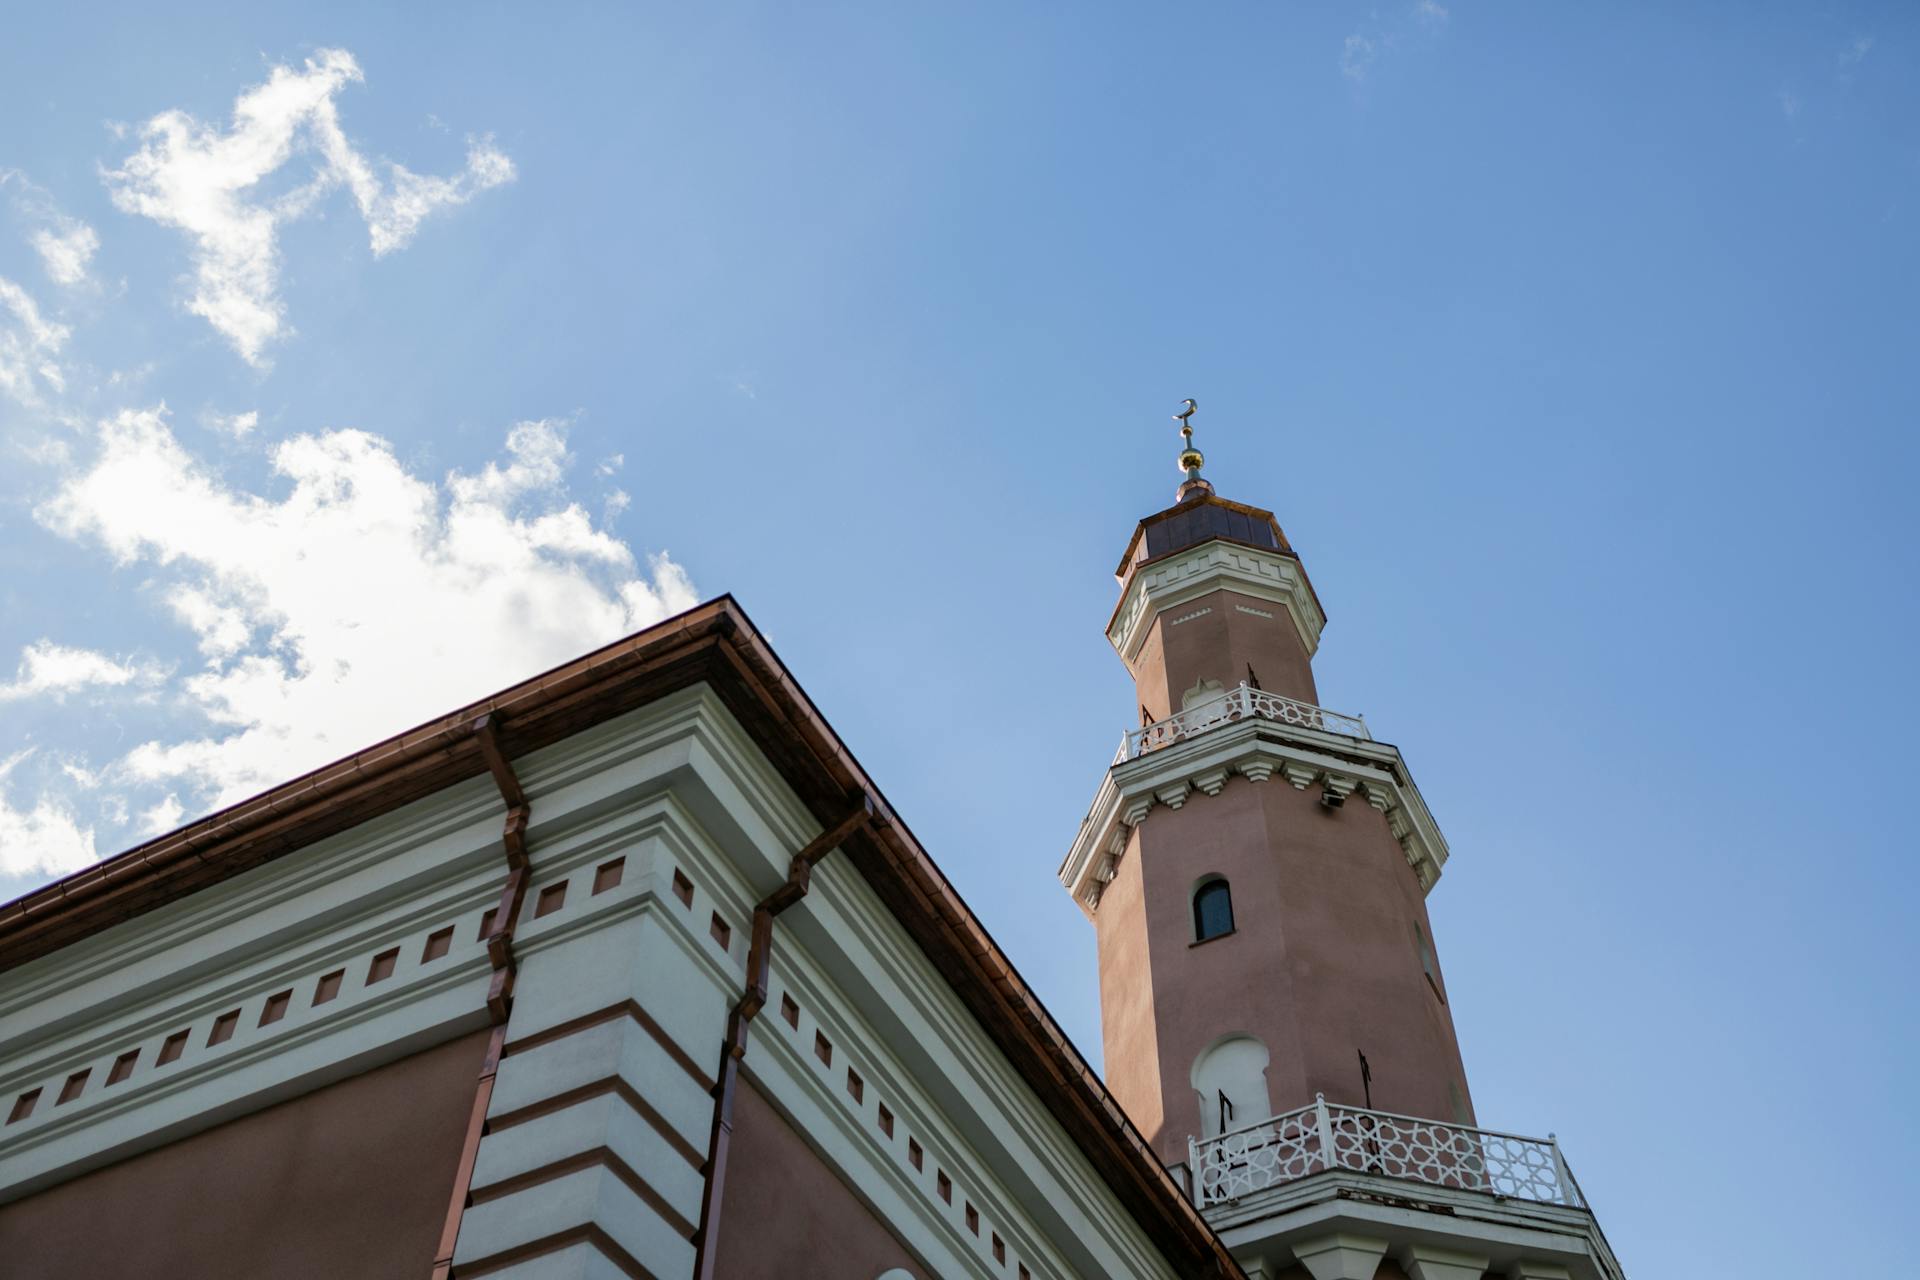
[0,404,1623,1280]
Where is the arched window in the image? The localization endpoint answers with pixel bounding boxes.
[1192,878,1234,942]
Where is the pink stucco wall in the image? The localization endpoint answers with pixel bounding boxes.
[713,1079,925,1279]
[1127,586,1321,717]
[1100,772,1474,1165]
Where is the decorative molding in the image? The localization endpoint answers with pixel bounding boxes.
[1320,776,1358,806]
[1168,607,1214,627]
[1109,541,1326,663]
[797,855,1189,1280]
[1059,718,1451,913]
[1294,1232,1390,1280]
[1507,1263,1574,1280]
[1403,1245,1495,1280]
[1203,1165,1625,1280]
[1235,605,1276,620]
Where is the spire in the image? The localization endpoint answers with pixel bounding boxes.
[1174,398,1214,501]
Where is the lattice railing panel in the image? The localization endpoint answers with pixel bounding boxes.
[1188,1096,1583,1209]
[1125,685,1369,759]
[1190,1104,1321,1205]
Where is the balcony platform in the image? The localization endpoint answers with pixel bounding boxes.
[1184,1099,1624,1280]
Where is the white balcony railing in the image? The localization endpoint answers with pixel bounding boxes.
[1124,684,1370,759]
[1187,1095,1585,1209]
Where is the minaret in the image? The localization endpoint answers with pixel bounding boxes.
[1060,403,1624,1280]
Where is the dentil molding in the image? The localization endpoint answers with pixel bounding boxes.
[1058,718,1450,915]
[1108,541,1326,664]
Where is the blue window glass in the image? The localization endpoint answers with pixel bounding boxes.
[1193,880,1234,941]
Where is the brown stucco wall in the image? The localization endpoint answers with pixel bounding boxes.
[713,1078,924,1279]
[1130,587,1319,715]
[1112,775,1473,1164]
[0,1029,488,1280]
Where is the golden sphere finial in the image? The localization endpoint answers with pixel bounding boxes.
[1174,399,1202,477]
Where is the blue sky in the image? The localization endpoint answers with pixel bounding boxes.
[2,4,1916,1274]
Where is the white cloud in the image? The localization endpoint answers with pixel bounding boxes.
[40,410,697,808]
[1778,89,1802,119]
[3,168,100,288]
[0,641,159,701]
[0,751,98,879]
[206,409,259,438]
[32,223,100,287]
[0,275,69,403]
[60,758,103,789]
[136,793,185,837]
[1342,34,1377,82]
[1840,35,1875,68]
[103,48,515,366]
[1415,0,1449,24]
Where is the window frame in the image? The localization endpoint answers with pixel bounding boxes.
[1191,877,1235,944]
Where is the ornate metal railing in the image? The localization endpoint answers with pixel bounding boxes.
[1124,684,1370,759]
[1187,1095,1584,1209]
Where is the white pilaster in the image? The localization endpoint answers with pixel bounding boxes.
[1507,1263,1572,1280]
[452,856,735,1280]
[1403,1244,1493,1280]
[1294,1232,1390,1280]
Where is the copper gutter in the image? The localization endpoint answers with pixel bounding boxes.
[689,795,876,1280]
[430,714,535,1280]
[0,606,735,973]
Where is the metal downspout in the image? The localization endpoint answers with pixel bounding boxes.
[431,714,533,1280]
[689,794,876,1280]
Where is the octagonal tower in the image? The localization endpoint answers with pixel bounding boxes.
[1060,404,1624,1280]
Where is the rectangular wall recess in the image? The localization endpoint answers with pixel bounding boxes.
[157,1030,189,1066]
[313,970,344,1006]
[57,1070,90,1105]
[258,990,292,1026]
[366,948,399,984]
[592,858,625,894]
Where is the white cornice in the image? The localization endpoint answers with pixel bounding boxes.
[1057,719,1450,915]
[1204,1167,1625,1280]
[1109,542,1326,663]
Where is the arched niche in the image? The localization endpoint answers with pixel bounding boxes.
[1189,1034,1273,1139]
